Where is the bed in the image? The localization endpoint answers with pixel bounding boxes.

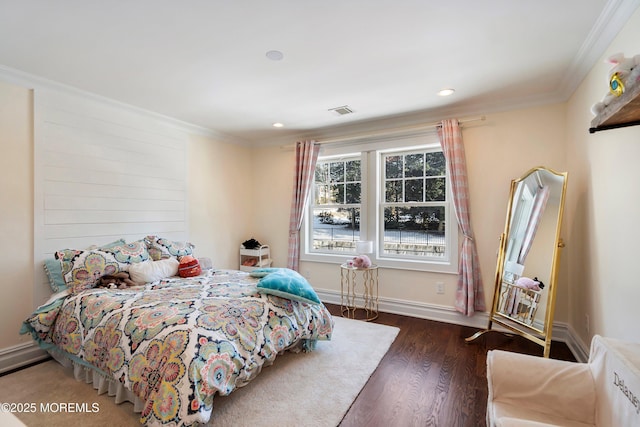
[20,237,333,426]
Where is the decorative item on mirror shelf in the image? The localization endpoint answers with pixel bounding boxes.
[514,276,545,291]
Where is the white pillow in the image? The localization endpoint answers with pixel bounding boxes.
[129,258,179,284]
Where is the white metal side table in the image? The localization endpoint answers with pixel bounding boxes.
[340,263,379,321]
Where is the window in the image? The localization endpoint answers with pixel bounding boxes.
[303,135,457,273]
[310,156,362,253]
[381,149,447,259]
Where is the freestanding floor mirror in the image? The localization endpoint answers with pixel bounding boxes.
[466,166,568,357]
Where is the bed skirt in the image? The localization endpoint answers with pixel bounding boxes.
[47,338,313,420]
[49,348,146,413]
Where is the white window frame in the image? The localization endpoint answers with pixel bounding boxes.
[301,133,458,274]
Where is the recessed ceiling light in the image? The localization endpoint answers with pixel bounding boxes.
[437,88,455,96]
[266,50,284,61]
[272,122,284,128]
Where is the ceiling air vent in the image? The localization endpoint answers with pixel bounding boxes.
[328,105,354,115]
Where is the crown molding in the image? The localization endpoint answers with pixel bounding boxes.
[4,0,636,148]
[558,0,640,100]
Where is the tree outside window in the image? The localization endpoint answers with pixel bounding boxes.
[311,158,361,253]
[382,150,447,258]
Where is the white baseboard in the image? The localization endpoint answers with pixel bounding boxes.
[556,323,590,363]
[317,289,590,362]
[0,342,49,374]
[318,288,491,330]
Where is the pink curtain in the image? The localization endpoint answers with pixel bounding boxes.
[438,119,486,316]
[287,140,320,271]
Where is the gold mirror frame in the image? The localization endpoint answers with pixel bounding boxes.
[466,166,568,357]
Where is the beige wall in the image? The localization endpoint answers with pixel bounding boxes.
[565,7,640,346]
[250,104,569,321]
[188,133,253,268]
[249,145,295,266]
[0,81,34,348]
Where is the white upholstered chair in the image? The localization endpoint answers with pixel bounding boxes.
[486,335,640,427]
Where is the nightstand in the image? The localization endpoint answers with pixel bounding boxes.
[239,245,271,272]
[340,263,379,321]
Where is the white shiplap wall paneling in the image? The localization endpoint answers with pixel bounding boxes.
[34,88,189,306]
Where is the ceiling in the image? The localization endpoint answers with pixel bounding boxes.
[0,0,638,144]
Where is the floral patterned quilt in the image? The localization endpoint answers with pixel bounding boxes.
[21,269,333,426]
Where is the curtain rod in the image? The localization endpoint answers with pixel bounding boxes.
[281,115,486,149]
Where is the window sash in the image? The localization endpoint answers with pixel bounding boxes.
[309,156,362,255]
[302,135,457,274]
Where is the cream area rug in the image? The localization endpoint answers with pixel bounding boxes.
[0,317,399,427]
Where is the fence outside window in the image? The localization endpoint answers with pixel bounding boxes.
[312,227,445,256]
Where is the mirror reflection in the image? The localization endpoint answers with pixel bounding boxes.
[496,167,567,332]
[466,166,567,357]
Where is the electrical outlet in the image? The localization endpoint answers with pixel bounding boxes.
[585,314,590,333]
[436,282,445,294]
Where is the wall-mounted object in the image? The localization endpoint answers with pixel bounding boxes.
[590,67,640,133]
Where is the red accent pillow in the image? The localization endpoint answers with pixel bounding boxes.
[178,255,201,277]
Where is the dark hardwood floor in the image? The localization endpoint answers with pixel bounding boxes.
[325,304,576,427]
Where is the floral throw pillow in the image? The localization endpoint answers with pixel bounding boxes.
[144,235,194,260]
[104,240,150,264]
[55,249,126,294]
[53,239,126,282]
